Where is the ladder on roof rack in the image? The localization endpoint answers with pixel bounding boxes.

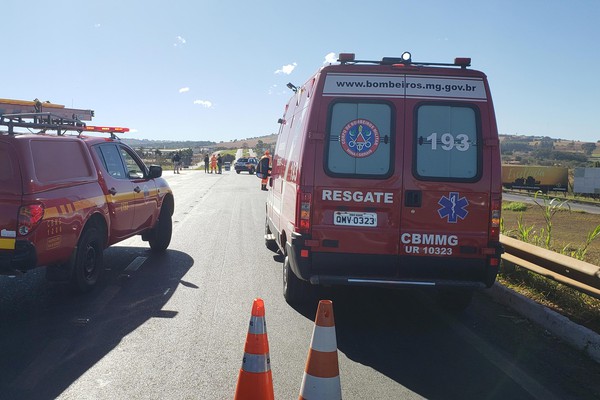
[0,98,130,137]
[0,98,94,121]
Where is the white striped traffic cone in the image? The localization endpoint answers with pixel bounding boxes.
[234,298,274,400]
[299,300,341,399]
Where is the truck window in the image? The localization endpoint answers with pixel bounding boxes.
[95,144,127,179]
[415,104,480,180]
[0,143,20,195]
[326,101,393,177]
[119,146,145,179]
[31,140,94,183]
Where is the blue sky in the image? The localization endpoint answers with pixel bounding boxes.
[3,0,599,143]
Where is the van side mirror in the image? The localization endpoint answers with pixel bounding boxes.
[148,165,163,178]
[256,157,271,179]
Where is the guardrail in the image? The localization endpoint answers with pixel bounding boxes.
[500,234,600,300]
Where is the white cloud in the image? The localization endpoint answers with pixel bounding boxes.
[174,36,187,47]
[324,52,337,64]
[193,100,213,108]
[179,87,190,93]
[94,23,101,28]
[275,62,297,75]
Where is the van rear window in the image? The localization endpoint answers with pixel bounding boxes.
[326,101,393,177]
[415,104,479,180]
[31,140,94,183]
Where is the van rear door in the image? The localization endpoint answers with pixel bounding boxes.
[400,94,493,261]
[310,98,403,257]
[0,140,22,251]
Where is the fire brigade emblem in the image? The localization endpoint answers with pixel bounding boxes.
[340,119,380,158]
[438,192,469,223]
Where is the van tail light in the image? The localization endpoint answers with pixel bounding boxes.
[18,204,44,236]
[490,198,501,241]
[296,190,312,234]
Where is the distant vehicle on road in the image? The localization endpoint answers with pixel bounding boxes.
[224,161,231,171]
[235,157,258,174]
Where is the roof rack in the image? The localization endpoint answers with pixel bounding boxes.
[0,98,128,138]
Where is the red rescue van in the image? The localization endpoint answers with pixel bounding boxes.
[258,52,503,310]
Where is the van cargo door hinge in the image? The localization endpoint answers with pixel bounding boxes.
[308,131,324,140]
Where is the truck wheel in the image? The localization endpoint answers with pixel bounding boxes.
[283,256,311,304]
[149,206,172,252]
[265,218,279,253]
[436,289,474,313]
[70,226,104,293]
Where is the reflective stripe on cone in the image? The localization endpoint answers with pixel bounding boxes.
[299,300,342,400]
[234,298,274,400]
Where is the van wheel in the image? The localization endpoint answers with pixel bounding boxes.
[70,226,104,293]
[265,218,279,253]
[283,256,310,304]
[149,206,172,252]
[436,289,474,313]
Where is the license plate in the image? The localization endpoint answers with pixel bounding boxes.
[333,211,377,227]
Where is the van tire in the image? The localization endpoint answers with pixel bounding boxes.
[70,226,104,293]
[149,206,172,252]
[283,255,309,304]
[436,289,474,313]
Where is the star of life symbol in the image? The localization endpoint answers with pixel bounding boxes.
[437,192,469,223]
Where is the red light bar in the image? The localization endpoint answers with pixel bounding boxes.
[338,53,355,62]
[454,57,471,67]
[83,126,130,133]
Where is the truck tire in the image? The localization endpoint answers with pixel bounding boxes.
[149,206,172,252]
[70,226,104,293]
[283,255,311,304]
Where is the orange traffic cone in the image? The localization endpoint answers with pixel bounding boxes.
[234,298,275,400]
[299,300,341,399]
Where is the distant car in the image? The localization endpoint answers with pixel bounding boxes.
[234,157,258,174]
[224,161,231,171]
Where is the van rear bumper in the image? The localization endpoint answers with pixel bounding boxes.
[288,233,499,289]
[0,241,37,274]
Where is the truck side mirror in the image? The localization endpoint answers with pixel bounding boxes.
[256,157,271,179]
[148,165,163,178]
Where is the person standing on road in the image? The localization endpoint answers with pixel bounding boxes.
[210,154,217,174]
[217,153,223,174]
[204,154,209,173]
[257,150,272,191]
[172,152,181,174]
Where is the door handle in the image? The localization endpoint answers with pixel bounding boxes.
[108,187,117,195]
[405,190,422,207]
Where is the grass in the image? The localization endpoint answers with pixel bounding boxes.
[501,200,600,334]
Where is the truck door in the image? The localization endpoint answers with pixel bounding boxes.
[117,145,158,231]
[400,101,492,259]
[94,144,135,239]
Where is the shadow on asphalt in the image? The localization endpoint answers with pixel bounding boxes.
[0,246,194,400]
[288,285,600,400]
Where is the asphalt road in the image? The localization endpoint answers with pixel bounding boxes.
[1,170,600,399]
